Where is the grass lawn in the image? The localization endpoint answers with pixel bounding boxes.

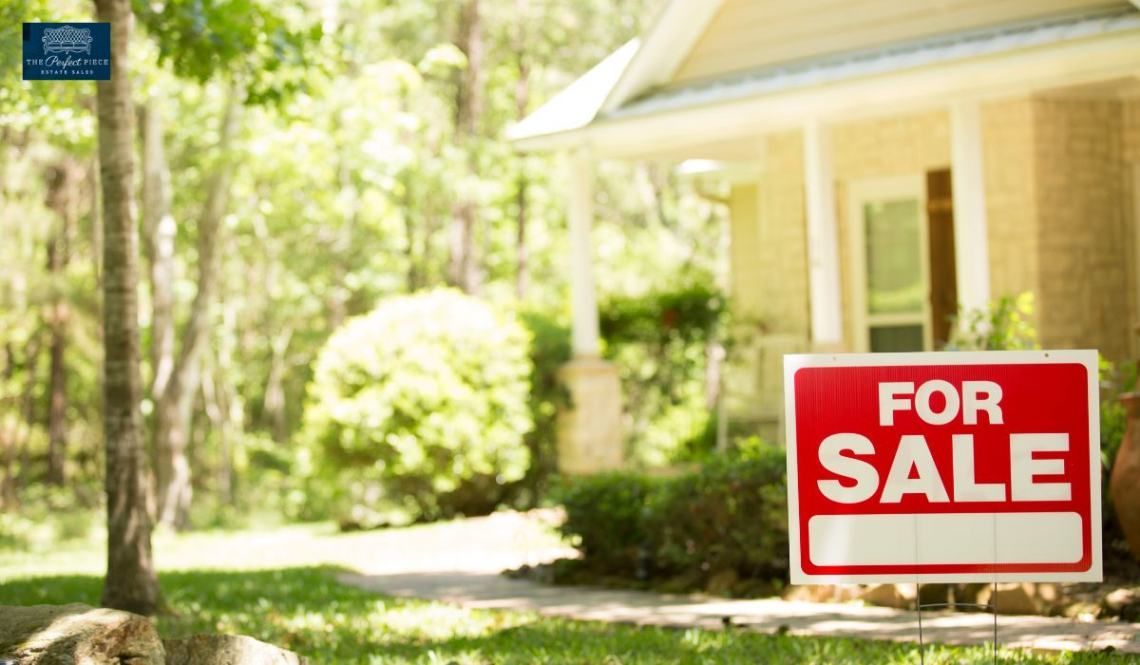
[0,527,1136,664]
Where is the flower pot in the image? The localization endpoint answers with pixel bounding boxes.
[1109,392,1140,561]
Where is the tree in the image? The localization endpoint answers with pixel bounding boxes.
[44,157,85,485]
[94,0,161,614]
[448,0,483,294]
[147,85,243,530]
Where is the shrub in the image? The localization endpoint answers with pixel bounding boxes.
[554,472,661,574]
[514,309,571,507]
[555,441,789,592]
[648,445,788,583]
[303,289,533,526]
[600,278,725,465]
[946,292,1038,350]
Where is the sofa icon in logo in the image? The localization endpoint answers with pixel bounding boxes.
[42,25,94,55]
[23,22,110,81]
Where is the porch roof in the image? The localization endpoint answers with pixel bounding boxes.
[508,6,1140,155]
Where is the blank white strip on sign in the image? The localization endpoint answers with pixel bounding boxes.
[807,512,1082,567]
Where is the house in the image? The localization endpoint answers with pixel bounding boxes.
[509,0,1140,469]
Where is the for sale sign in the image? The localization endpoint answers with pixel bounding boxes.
[784,351,1101,584]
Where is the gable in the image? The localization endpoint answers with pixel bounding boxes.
[671,0,1131,85]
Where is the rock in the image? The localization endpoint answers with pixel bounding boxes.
[859,584,910,609]
[952,583,988,608]
[163,635,308,665]
[977,583,1042,615]
[783,585,860,603]
[1063,601,1103,620]
[0,603,164,665]
[705,569,738,596]
[1103,587,1140,621]
[917,584,951,608]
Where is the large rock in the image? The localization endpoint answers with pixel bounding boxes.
[1103,587,1140,621]
[163,635,308,665]
[0,603,164,665]
[859,584,911,609]
[976,583,1043,615]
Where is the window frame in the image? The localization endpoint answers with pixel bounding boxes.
[846,175,932,353]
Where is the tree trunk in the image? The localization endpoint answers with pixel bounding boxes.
[140,98,176,400]
[153,84,242,531]
[262,327,292,444]
[94,0,160,616]
[513,7,529,300]
[17,334,43,496]
[44,160,81,485]
[90,160,103,288]
[448,0,482,293]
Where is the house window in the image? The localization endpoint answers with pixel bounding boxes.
[848,176,932,352]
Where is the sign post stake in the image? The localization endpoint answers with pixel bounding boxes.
[914,580,998,665]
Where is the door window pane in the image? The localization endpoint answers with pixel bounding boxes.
[864,199,923,315]
[870,324,924,352]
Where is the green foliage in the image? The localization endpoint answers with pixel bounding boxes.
[947,292,1039,350]
[2,566,1109,664]
[133,0,324,104]
[600,278,725,465]
[556,442,788,591]
[1100,356,1136,473]
[514,309,571,506]
[1,0,728,534]
[553,472,661,573]
[0,485,100,551]
[649,445,788,585]
[303,290,533,526]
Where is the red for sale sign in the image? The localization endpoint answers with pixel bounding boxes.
[784,351,1101,584]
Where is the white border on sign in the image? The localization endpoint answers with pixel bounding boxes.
[783,350,1102,585]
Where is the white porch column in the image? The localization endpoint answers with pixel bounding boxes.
[558,145,623,474]
[569,146,601,357]
[950,101,992,315]
[802,120,844,349]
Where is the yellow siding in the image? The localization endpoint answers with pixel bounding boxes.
[724,133,810,441]
[1033,99,1131,360]
[757,131,811,336]
[728,184,763,317]
[672,0,1128,84]
[832,111,952,348]
[982,99,1041,308]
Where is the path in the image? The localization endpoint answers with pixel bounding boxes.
[338,511,1140,654]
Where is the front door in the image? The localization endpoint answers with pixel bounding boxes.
[848,173,957,352]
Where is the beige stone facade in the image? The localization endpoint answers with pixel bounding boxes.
[728,96,1140,443]
[556,358,624,474]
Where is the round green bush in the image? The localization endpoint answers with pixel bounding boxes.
[303,289,533,526]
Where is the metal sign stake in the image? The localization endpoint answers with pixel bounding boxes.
[915,580,999,665]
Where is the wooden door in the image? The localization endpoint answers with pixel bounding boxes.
[926,169,958,349]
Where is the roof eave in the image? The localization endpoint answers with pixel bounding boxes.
[534,28,1140,160]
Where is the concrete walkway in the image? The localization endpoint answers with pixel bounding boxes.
[337,511,1140,654]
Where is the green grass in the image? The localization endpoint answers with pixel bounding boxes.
[3,566,1131,664]
[1,525,1137,664]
